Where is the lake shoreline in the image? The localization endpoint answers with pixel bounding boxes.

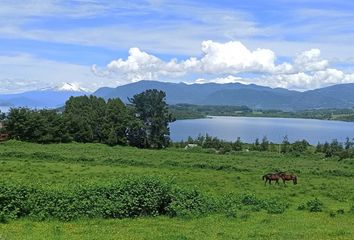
[175,114,354,123]
[170,116,354,144]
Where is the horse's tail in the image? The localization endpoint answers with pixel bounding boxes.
[294,175,298,185]
[262,175,266,180]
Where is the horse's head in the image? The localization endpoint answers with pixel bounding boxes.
[293,176,298,185]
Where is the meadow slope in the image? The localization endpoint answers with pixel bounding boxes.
[0,140,353,240]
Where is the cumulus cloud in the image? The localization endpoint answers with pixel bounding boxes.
[104,47,188,81]
[294,49,328,72]
[195,75,244,84]
[264,68,353,90]
[93,40,354,90]
[93,40,278,81]
[198,41,276,73]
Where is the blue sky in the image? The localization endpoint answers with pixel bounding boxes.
[1,0,354,93]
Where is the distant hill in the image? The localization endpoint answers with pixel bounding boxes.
[2,80,353,111]
[0,83,89,109]
[94,80,354,110]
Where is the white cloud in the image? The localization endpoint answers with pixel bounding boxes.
[94,40,279,81]
[265,68,351,90]
[198,41,276,73]
[94,40,354,90]
[293,49,328,72]
[1,41,354,93]
[94,47,188,81]
[195,75,244,84]
[0,54,111,93]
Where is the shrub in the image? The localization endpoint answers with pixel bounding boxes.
[337,209,345,214]
[219,193,287,216]
[264,199,287,214]
[0,177,174,221]
[0,212,9,224]
[297,203,306,210]
[0,185,34,219]
[306,198,324,212]
[0,180,289,221]
[219,194,242,218]
[350,206,354,214]
[329,211,336,218]
[167,188,214,218]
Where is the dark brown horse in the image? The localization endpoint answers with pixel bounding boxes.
[262,173,281,185]
[278,173,297,185]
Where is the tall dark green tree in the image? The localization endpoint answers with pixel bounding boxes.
[344,137,353,150]
[233,137,243,151]
[64,95,106,143]
[260,136,269,151]
[0,110,5,121]
[128,89,174,148]
[5,108,32,141]
[252,138,260,151]
[5,108,69,143]
[281,135,290,153]
[102,98,129,146]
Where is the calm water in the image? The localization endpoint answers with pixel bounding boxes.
[0,106,10,113]
[170,116,354,144]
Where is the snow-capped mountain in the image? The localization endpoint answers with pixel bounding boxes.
[0,83,90,110]
[40,82,89,93]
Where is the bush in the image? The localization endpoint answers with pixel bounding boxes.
[329,211,336,218]
[219,194,242,218]
[306,198,324,212]
[167,188,214,218]
[219,193,287,216]
[297,203,306,210]
[0,212,9,224]
[0,185,34,219]
[350,206,354,214]
[264,199,287,214]
[0,177,174,221]
[0,180,289,221]
[337,209,345,214]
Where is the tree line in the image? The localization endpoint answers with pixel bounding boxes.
[169,104,354,122]
[2,89,174,149]
[174,134,310,155]
[175,134,354,159]
[315,138,354,159]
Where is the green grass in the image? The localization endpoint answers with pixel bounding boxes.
[0,140,353,239]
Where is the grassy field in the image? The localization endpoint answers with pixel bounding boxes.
[0,140,353,239]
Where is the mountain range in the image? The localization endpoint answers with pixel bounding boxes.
[94,80,354,110]
[1,81,354,111]
[0,83,88,109]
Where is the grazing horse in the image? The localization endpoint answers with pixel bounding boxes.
[262,173,281,185]
[278,173,297,185]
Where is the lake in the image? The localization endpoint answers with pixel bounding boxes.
[170,116,354,144]
[0,106,10,113]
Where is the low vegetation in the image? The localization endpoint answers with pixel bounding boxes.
[176,134,354,160]
[0,140,353,239]
[169,103,354,121]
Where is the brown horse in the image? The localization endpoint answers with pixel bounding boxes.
[278,173,297,185]
[262,173,281,185]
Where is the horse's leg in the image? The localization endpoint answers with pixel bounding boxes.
[276,179,279,185]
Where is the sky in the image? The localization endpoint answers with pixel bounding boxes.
[1,0,354,93]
